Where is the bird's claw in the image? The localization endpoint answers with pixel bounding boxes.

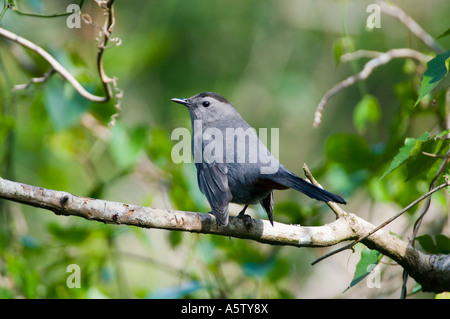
[237,213,253,226]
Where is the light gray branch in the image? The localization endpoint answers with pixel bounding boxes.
[313,48,432,128]
[377,1,445,54]
[0,176,448,293]
[0,176,355,247]
[0,27,109,102]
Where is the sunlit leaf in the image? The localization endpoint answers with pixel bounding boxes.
[435,292,450,299]
[109,123,147,169]
[380,132,430,180]
[353,94,381,133]
[415,50,450,106]
[405,133,449,181]
[345,247,381,292]
[332,36,355,66]
[381,130,450,180]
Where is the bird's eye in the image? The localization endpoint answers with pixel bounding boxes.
[202,101,210,107]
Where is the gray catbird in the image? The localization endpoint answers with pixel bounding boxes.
[171,92,346,226]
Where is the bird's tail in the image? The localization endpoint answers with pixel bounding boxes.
[271,170,347,204]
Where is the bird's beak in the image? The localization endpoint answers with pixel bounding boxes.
[171,98,191,107]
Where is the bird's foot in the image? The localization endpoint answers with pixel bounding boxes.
[237,213,252,225]
[237,205,252,227]
[236,212,252,227]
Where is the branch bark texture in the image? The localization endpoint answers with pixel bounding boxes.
[0,177,448,293]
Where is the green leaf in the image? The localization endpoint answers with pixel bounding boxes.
[381,129,450,181]
[332,36,355,66]
[44,75,90,130]
[268,258,290,283]
[380,132,430,180]
[353,94,381,133]
[0,114,14,144]
[435,234,450,254]
[435,292,450,299]
[415,234,435,253]
[345,247,381,292]
[411,283,422,295]
[405,132,449,181]
[415,50,450,106]
[436,27,450,39]
[325,133,373,173]
[47,222,90,245]
[274,201,305,224]
[0,287,15,299]
[20,235,41,250]
[109,123,147,169]
[415,234,450,254]
[167,231,182,248]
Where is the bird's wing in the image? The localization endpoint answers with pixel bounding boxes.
[196,162,233,225]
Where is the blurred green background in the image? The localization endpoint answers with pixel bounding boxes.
[0,0,449,298]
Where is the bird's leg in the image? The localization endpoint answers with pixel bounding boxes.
[237,204,252,224]
[237,204,249,217]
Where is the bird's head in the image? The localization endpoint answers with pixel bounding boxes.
[171,92,238,123]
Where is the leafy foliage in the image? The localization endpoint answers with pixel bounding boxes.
[0,0,449,299]
[415,50,450,106]
[345,246,382,292]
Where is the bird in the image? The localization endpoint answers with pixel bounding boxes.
[171,92,346,226]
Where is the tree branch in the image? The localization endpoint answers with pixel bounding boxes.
[0,176,356,247]
[401,148,450,297]
[0,175,449,293]
[313,0,443,128]
[311,180,449,265]
[0,0,119,104]
[313,48,431,128]
[0,26,109,102]
[377,1,445,54]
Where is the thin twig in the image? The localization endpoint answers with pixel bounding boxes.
[340,49,431,64]
[401,148,450,298]
[311,180,449,266]
[96,0,115,102]
[0,3,12,22]
[82,0,122,126]
[8,0,85,18]
[421,151,447,158]
[302,163,346,218]
[410,151,450,243]
[313,48,431,128]
[377,1,445,54]
[0,0,119,104]
[0,27,109,102]
[314,0,443,128]
[12,68,55,91]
